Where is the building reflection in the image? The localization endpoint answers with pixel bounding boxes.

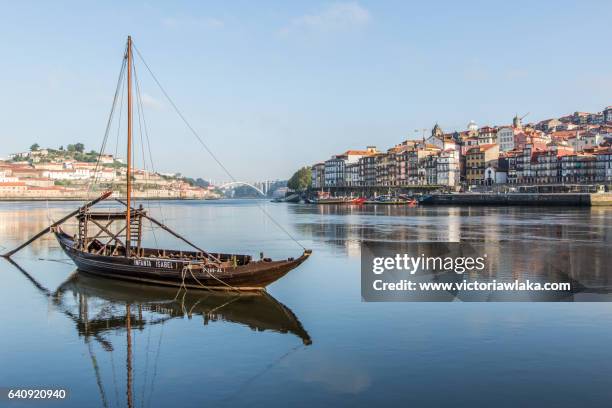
[290,204,612,296]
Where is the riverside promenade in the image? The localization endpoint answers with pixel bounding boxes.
[422,192,612,206]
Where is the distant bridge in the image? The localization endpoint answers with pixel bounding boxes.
[217,181,265,196]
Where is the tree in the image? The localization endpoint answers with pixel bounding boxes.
[30,143,40,151]
[67,144,76,152]
[287,166,312,191]
[75,143,85,153]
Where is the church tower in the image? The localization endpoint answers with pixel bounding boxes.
[513,114,522,129]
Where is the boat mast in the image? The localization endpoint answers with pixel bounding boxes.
[126,36,133,256]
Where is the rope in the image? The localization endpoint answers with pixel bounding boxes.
[110,71,126,195]
[132,59,164,248]
[132,43,306,252]
[187,263,240,292]
[86,55,127,202]
[173,263,241,293]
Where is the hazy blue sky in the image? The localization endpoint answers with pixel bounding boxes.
[1,1,611,181]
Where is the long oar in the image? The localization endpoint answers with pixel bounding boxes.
[2,191,113,258]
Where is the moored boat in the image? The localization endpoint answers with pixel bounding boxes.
[2,36,311,291]
[363,194,418,206]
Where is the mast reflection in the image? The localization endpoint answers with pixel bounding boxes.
[6,260,312,408]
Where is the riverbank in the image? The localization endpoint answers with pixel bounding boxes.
[421,192,612,206]
[0,196,221,202]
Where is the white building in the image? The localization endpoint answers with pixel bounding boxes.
[345,162,361,186]
[484,166,508,185]
[568,132,604,151]
[94,168,117,181]
[436,149,460,187]
[311,163,325,189]
[42,169,88,180]
[0,170,18,183]
[497,126,515,152]
[478,126,497,145]
[324,148,376,187]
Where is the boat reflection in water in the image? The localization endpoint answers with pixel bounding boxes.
[53,271,312,347]
[7,260,311,408]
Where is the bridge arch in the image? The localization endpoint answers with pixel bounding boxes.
[218,181,266,196]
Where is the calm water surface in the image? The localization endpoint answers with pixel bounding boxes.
[1,200,612,407]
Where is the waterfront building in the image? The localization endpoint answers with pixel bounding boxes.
[593,148,612,182]
[359,153,380,187]
[466,144,499,185]
[324,155,346,187]
[311,163,325,189]
[516,144,541,184]
[436,149,460,187]
[505,150,521,184]
[324,148,376,187]
[484,166,507,185]
[375,152,395,186]
[423,154,438,185]
[0,181,27,194]
[532,142,574,184]
[403,147,439,185]
[560,153,596,183]
[345,161,361,187]
[404,150,421,185]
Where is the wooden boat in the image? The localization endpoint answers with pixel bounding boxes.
[308,191,362,204]
[2,36,311,291]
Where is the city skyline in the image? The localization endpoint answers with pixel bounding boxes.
[1,1,611,181]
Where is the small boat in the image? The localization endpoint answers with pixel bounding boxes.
[308,191,360,204]
[2,36,311,291]
[284,193,301,203]
[311,197,352,204]
[351,197,367,205]
[418,194,433,204]
[364,194,418,206]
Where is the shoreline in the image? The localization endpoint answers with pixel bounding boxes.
[0,197,222,202]
[420,192,607,206]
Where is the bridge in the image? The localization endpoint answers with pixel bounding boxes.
[217,181,266,196]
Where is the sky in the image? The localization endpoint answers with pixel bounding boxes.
[1,0,611,182]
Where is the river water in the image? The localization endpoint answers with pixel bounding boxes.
[1,200,612,407]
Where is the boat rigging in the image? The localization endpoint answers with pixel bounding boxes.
[2,36,311,290]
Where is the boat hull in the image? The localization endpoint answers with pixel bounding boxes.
[54,230,310,291]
